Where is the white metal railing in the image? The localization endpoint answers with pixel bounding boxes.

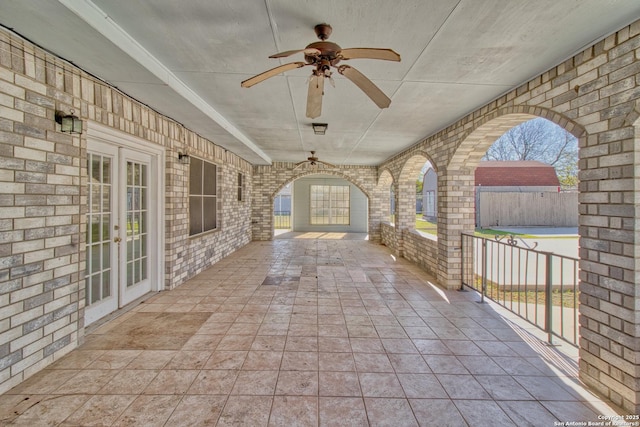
[461,232,579,347]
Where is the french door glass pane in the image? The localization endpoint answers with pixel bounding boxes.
[125,161,148,288]
[86,153,112,306]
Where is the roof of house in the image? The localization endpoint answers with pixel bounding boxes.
[475,161,560,187]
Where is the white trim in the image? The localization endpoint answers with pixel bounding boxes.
[84,143,119,326]
[88,122,166,296]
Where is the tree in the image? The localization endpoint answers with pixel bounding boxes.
[483,118,578,187]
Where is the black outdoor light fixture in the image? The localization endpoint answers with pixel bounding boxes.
[178,152,190,164]
[312,123,328,135]
[55,109,83,134]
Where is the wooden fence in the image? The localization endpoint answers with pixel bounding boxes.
[477,192,577,227]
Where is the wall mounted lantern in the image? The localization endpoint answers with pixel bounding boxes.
[55,110,83,134]
[178,152,190,164]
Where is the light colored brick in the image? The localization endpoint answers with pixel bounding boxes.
[0,80,25,98]
[0,106,23,122]
[9,328,43,353]
[13,217,45,229]
[10,351,44,377]
[9,306,43,328]
[24,249,54,264]
[22,335,52,358]
[24,137,54,152]
[11,240,44,254]
[0,181,26,195]
[14,75,47,95]
[49,294,74,317]
[0,206,25,218]
[45,236,71,248]
[14,147,46,162]
[43,316,70,336]
[52,323,76,341]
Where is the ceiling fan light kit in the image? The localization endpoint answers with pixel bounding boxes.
[294,151,336,170]
[241,23,400,119]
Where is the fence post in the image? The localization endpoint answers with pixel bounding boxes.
[481,239,487,303]
[545,252,553,345]
[459,234,466,291]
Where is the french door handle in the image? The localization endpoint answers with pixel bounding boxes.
[114,236,122,243]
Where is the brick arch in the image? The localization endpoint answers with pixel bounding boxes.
[449,107,586,169]
[377,168,394,187]
[271,169,371,200]
[626,100,640,126]
[399,153,432,182]
[376,169,394,223]
[397,154,430,228]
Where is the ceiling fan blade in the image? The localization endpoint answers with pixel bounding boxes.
[317,160,337,168]
[338,65,391,109]
[306,73,324,119]
[241,62,306,88]
[339,48,401,62]
[269,48,321,59]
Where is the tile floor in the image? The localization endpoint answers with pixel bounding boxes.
[0,236,621,426]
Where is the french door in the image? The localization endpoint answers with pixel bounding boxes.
[85,140,157,325]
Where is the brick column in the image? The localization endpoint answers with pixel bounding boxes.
[368,185,389,244]
[436,168,475,289]
[577,120,640,412]
[395,180,416,257]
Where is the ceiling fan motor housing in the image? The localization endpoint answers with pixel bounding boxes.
[305,41,342,66]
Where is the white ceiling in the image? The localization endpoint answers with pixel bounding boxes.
[2,0,639,166]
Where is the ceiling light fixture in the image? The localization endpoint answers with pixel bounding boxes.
[312,123,328,135]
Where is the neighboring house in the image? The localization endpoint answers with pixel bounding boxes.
[474,161,577,227]
[422,168,437,221]
[475,160,560,193]
[422,161,574,227]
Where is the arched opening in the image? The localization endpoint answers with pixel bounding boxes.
[418,160,437,238]
[398,154,434,237]
[477,117,578,234]
[437,110,585,290]
[271,170,371,239]
[443,110,585,346]
[273,183,292,235]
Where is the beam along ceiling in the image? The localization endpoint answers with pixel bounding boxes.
[2,0,639,166]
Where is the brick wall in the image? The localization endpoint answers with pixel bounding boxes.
[164,137,252,289]
[251,164,378,242]
[0,27,252,393]
[402,230,438,279]
[379,19,640,413]
[380,222,397,253]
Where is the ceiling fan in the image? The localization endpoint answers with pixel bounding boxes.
[241,23,400,119]
[293,151,336,169]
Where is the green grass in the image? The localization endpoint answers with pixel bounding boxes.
[473,277,578,309]
[415,215,437,235]
[274,214,291,229]
[414,215,534,239]
[474,228,532,239]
